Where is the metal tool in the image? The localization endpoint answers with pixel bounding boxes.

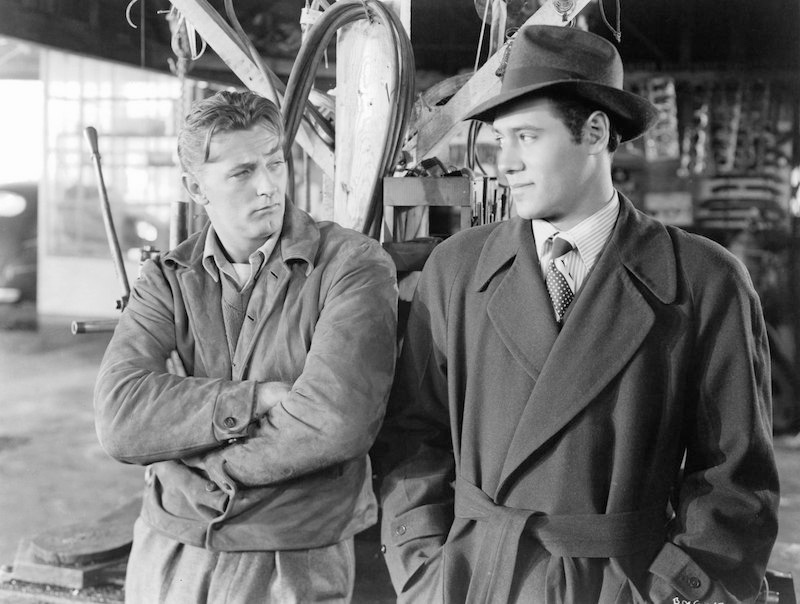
[71,126,133,335]
[84,126,131,310]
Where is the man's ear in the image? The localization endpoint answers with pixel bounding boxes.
[583,111,610,153]
[182,172,208,206]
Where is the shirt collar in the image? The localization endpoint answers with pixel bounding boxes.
[202,226,278,283]
[531,190,619,271]
[163,201,321,277]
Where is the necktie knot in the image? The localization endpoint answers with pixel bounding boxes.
[545,236,574,324]
[550,236,573,259]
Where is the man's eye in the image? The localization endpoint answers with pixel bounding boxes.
[268,160,285,170]
[231,169,251,178]
[519,133,537,142]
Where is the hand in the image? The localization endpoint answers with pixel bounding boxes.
[166,350,187,376]
[254,381,292,417]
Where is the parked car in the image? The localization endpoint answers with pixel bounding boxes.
[0,182,37,304]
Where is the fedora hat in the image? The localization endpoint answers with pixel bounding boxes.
[465,25,658,142]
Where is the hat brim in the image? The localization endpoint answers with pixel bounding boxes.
[464,80,658,142]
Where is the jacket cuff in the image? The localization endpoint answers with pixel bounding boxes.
[381,502,452,594]
[647,542,713,601]
[212,381,256,441]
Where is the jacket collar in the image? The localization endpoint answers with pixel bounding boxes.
[164,200,321,276]
[474,194,676,305]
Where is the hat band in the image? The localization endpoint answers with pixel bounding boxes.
[503,65,604,90]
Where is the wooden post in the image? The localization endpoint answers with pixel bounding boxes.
[333,0,410,229]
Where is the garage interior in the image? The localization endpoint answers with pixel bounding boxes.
[1,0,800,602]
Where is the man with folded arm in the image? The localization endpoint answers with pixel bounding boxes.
[94,90,398,603]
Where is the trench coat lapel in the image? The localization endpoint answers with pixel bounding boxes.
[494,196,678,496]
[481,220,559,381]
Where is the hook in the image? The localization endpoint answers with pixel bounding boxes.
[125,0,140,28]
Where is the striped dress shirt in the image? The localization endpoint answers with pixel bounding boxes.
[531,191,620,297]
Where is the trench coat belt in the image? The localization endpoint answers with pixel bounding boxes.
[454,477,667,604]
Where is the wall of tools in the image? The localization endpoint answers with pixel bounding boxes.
[632,72,800,433]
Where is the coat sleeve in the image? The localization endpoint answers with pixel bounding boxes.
[93,259,257,464]
[197,240,398,486]
[647,247,780,603]
[374,247,457,598]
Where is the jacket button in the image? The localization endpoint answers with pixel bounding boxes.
[380,544,386,554]
[395,525,406,536]
[223,417,237,428]
[205,481,217,492]
[687,576,701,589]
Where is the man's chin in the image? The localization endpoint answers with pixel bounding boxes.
[514,201,548,221]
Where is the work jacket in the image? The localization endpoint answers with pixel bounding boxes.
[95,202,398,551]
[378,195,779,603]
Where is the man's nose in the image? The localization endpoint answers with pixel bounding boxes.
[255,165,279,197]
[496,143,522,175]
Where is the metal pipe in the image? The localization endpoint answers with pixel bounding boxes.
[84,126,131,309]
[71,320,118,335]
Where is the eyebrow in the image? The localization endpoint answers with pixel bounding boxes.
[225,161,256,175]
[493,124,545,137]
[223,148,285,175]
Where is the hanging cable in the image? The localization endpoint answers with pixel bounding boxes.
[466,120,489,176]
[599,0,622,43]
[283,0,415,237]
[474,0,491,72]
[223,0,344,201]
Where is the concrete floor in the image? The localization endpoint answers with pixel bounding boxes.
[1,309,800,601]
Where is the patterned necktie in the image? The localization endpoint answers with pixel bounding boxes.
[545,236,574,323]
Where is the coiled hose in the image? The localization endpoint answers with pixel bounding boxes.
[282,0,415,238]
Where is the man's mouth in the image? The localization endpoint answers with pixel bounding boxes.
[255,203,279,213]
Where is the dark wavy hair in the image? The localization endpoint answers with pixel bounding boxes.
[544,90,621,153]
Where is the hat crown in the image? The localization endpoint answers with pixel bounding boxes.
[502,25,624,93]
[463,24,658,142]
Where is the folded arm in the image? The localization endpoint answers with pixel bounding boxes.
[94,259,274,464]
[197,241,398,486]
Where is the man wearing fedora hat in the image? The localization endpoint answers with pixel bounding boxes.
[377,25,778,603]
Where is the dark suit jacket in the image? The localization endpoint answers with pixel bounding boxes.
[378,195,779,603]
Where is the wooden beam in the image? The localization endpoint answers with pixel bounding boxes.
[168,0,334,177]
[407,0,594,163]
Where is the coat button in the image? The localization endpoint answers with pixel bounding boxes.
[205,481,217,492]
[687,576,701,589]
[395,525,406,536]
[223,417,237,428]
[380,544,386,554]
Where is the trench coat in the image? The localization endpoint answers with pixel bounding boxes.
[377,194,779,603]
[95,202,398,552]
